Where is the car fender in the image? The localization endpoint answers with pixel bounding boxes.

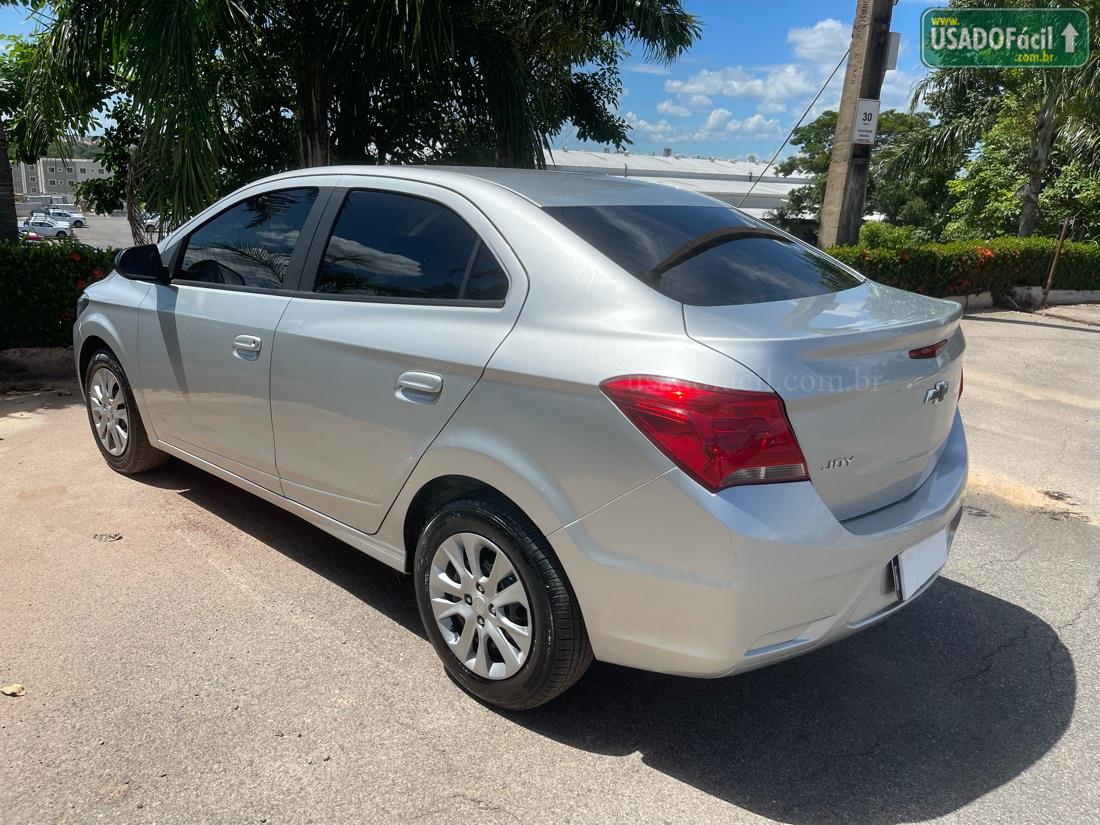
[73,278,153,406]
[376,443,572,553]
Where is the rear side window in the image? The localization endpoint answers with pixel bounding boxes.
[314,190,507,301]
[544,205,861,306]
[463,243,509,301]
[178,188,318,289]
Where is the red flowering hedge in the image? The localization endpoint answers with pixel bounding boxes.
[827,238,1100,298]
[0,240,116,349]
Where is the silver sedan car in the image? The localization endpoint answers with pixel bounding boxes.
[74,166,966,709]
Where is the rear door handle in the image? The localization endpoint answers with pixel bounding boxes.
[396,371,443,403]
[233,334,262,353]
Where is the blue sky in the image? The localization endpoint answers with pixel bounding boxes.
[566,0,942,159]
[1,0,940,161]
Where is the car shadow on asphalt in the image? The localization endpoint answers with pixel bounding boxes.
[510,578,1075,824]
[135,461,1074,824]
[138,460,425,639]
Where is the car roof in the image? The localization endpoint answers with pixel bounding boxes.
[263,164,718,208]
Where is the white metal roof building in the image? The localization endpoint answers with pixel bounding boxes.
[546,148,813,219]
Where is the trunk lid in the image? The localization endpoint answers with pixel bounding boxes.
[684,281,964,521]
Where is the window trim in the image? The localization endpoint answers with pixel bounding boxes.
[169,185,332,293]
[299,187,509,307]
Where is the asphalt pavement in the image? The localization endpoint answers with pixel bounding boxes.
[1,308,1098,824]
[67,215,141,251]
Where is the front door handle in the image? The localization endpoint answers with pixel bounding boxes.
[233,334,262,353]
[396,371,443,403]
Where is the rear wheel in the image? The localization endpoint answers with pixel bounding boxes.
[414,497,592,710]
[83,350,168,474]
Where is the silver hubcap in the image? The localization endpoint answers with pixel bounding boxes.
[88,367,129,456]
[428,532,533,680]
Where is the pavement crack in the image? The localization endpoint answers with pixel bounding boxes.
[955,622,1043,683]
[1058,579,1100,631]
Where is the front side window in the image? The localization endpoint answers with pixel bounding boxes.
[178,188,318,289]
[314,190,506,301]
[545,204,862,307]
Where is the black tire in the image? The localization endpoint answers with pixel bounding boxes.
[83,349,169,474]
[73,220,84,228]
[414,497,593,710]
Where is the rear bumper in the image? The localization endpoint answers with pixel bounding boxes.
[547,410,968,677]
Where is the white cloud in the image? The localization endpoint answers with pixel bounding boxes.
[725,114,780,136]
[703,108,732,131]
[787,19,850,63]
[625,64,671,75]
[611,15,929,157]
[665,64,815,101]
[656,100,692,117]
[880,67,924,111]
[623,108,781,145]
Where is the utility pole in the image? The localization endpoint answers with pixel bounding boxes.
[818,0,894,249]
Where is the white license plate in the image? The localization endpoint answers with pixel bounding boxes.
[896,529,949,600]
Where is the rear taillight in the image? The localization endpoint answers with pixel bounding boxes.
[909,340,948,359]
[600,375,809,492]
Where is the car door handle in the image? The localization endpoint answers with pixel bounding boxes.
[233,334,262,353]
[396,371,443,403]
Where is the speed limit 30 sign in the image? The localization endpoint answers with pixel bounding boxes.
[853,98,881,145]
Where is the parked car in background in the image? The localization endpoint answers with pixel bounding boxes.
[141,213,161,233]
[23,217,72,238]
[48,207,86,228]
[74,166,967,709]
[18,227,45,243]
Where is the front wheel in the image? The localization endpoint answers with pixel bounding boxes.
[414,498,592,710]
[56,231,66,238]
[83,349,168,474]
[73,220,84,228]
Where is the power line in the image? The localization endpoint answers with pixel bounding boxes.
[736,47,850,209]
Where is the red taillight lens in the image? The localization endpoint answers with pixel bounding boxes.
[909,339,948,359]
[600,375,809,492]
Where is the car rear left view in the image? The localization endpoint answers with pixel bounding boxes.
[73,166,966,709]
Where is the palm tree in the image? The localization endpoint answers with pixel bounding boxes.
[887,6,1100,237]
[25,0,697,230]
[23,0,248,232]
[1,17,28,243]
[0,120,17,242]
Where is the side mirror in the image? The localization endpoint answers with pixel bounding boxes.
[115,244,170,284]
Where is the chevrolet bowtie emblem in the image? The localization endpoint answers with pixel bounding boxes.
[924,380,950,405]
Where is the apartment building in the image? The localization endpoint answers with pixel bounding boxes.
[9,157,109,199]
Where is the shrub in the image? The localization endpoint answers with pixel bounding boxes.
[827,237,1100,298]
[858,222,917,250]
[0,241,117,349]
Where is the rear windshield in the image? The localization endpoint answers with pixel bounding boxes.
[544,204,861,306]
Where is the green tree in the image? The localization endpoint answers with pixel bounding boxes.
[888,0,1100,237]
[71,100,140,224]
[944,99,1100,241]
[24,0,699,232]
[774,109,954,241]
[0,33,37,242]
